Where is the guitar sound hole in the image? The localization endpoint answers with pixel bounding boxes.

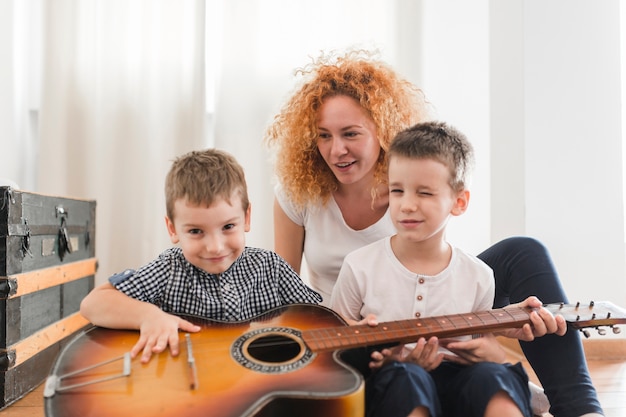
[247,335,302,363]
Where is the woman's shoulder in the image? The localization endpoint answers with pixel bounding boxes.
[274,182,306,221]
[275,182,341,222]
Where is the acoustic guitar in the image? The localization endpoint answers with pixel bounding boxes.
[43,301,625,417]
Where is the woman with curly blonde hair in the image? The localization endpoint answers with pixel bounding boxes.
[267,49,430,210]
[265,50,603,417]
[266,50,431,303]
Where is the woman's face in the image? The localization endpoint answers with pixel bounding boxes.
[316,95,381,187]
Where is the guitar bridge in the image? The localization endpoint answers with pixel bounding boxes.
[44,353,132,398]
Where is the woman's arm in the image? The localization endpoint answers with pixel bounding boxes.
[273,197,305,274]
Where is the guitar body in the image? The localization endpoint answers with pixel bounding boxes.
[44,300,626,417]
[44,304,364,417]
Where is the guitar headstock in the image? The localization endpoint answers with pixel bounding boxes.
[545,301,626,338]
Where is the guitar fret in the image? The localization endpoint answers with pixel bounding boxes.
[440,315,454,330]
[393,320,419,342]
[306,328,330,351]
[458,312,481,330]
[471,311,487,326]
[477,308,526,331]
[342,327,363,348]
[358,326,380,345]
[447,314,473,331]
[477,310,498,327]
[322,327,341,350]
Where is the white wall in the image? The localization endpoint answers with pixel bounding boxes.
[490,0,626,338]
[417,0,492,257]
[1,0,41,191]
[0,0,18,184]
[413,0,626,338]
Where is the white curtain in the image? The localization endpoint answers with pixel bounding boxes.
[213,0,409,251]
[36,0,206,282]
[5,0,408,284]
[1,0,42,191]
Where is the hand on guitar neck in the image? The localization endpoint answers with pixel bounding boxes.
[338,296,567,376]
[358,296,566,372]
[495,296,568,341]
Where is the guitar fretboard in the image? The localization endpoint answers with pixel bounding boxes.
[301,306,533,352]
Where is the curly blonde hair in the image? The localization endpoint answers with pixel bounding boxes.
[265,49,431,209]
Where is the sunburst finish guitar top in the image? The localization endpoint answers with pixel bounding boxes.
[44,305,363,417]
[44,302,626,417]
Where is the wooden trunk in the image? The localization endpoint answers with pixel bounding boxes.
[0,187,97,409]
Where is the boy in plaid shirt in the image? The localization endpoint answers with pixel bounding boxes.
[80,149,321,363]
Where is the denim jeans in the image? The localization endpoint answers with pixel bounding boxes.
[478,237,603,417]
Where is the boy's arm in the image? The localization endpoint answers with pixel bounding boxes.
[80,282,200,363]
[80,282,161,329]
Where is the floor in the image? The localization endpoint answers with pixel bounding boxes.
[1,344,624,417]
[506,338,626,417]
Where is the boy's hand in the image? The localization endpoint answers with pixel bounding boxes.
[401,337,444,371]
[131,311,201,363]
[369,345,403,370]
[497,296,567,341]
[441,333,506,365]
[369,337,443,372]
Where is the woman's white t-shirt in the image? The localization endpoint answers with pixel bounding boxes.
[275,184,395,305]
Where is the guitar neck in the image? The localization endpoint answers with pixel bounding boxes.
[301,306,534,352]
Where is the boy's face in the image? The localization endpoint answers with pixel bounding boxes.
[165,194,251,275]
[388,155,468,244]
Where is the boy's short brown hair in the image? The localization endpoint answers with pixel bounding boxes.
[165,149,249,220]
[389,121,475,192]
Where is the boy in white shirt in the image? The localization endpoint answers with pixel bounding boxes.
[331,121,532,417]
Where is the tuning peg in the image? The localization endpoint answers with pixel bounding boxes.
[580,329,591,338]
[597,327,606,336]
[612,326,621,335]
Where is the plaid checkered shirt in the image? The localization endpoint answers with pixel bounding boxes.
[109,246,321,321]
